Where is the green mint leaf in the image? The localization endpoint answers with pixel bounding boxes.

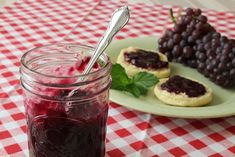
[133,72,159,89]
[136,85,148,95]
[111,64,131,90]
[125,83,148,97]
[111,64,159,98]
[125,84,141,98]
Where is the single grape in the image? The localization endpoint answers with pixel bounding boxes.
[185,16,193,24]
[198,53,206,61]
[174,25,182,33]
[173,34,181,44]
[220,36,228,43]
[230,69,235,77]
[183,46,193,58]
[188,36,195,44]
[194,9,202,16]
[172,45,182,57]
[198,15,207,23]
[227,63,232,69]
[197,43,204,51]
[196,22,204,31]
[218,62,226,71]
[220,55,229,63]
[232,47,235,53]
[180,40,187,47]
[186,8,194,16]
[167,39,174,49]
[212,32,221,38]
[232,58,235,66]
[223,43,232,51]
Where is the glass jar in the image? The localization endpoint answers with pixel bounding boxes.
[20,43,112,157]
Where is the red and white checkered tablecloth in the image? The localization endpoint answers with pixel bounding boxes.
[0,0,235,156]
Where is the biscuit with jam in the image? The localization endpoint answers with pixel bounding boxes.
[154,75,213,107]
[117,47,170,78]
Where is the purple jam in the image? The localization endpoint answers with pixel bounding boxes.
[160,75,206,97]
[124,49,168,70]
[27,90,108,157]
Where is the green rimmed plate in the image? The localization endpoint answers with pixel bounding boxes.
[106,36,235,119]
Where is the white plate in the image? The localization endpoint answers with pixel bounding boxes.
[106,36,235,119]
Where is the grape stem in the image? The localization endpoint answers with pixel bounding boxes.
[170,8,176,24]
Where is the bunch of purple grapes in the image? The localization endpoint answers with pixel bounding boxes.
[158,8,235,87]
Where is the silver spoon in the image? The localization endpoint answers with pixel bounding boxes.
[68,6,130,97]
[83,6,129,74]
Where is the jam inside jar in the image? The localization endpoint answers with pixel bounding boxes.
[20,43,112,157]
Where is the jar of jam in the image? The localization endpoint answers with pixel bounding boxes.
[20,43,112,157]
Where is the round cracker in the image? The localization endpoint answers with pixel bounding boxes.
[117,47,170,78]
[154,78,213,107]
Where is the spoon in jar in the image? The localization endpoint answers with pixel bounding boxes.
[68,6,130,97]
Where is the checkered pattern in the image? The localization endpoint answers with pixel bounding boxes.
[0,0,235,156]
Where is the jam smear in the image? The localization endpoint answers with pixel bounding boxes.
[76,57,99,72]
[124,49,168,70]
[27,90,108,157]
[160,75,206,97]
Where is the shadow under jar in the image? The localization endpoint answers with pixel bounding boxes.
[20,43,112,157]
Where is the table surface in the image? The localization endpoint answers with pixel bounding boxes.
[0,0,235,157]
[1,0,235,12]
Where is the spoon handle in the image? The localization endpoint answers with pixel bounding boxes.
[82,6,130,74]
[67,6,129,97]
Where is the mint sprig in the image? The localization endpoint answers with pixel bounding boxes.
[111,64,159,97]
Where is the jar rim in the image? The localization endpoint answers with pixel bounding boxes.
[21,43,112,79]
